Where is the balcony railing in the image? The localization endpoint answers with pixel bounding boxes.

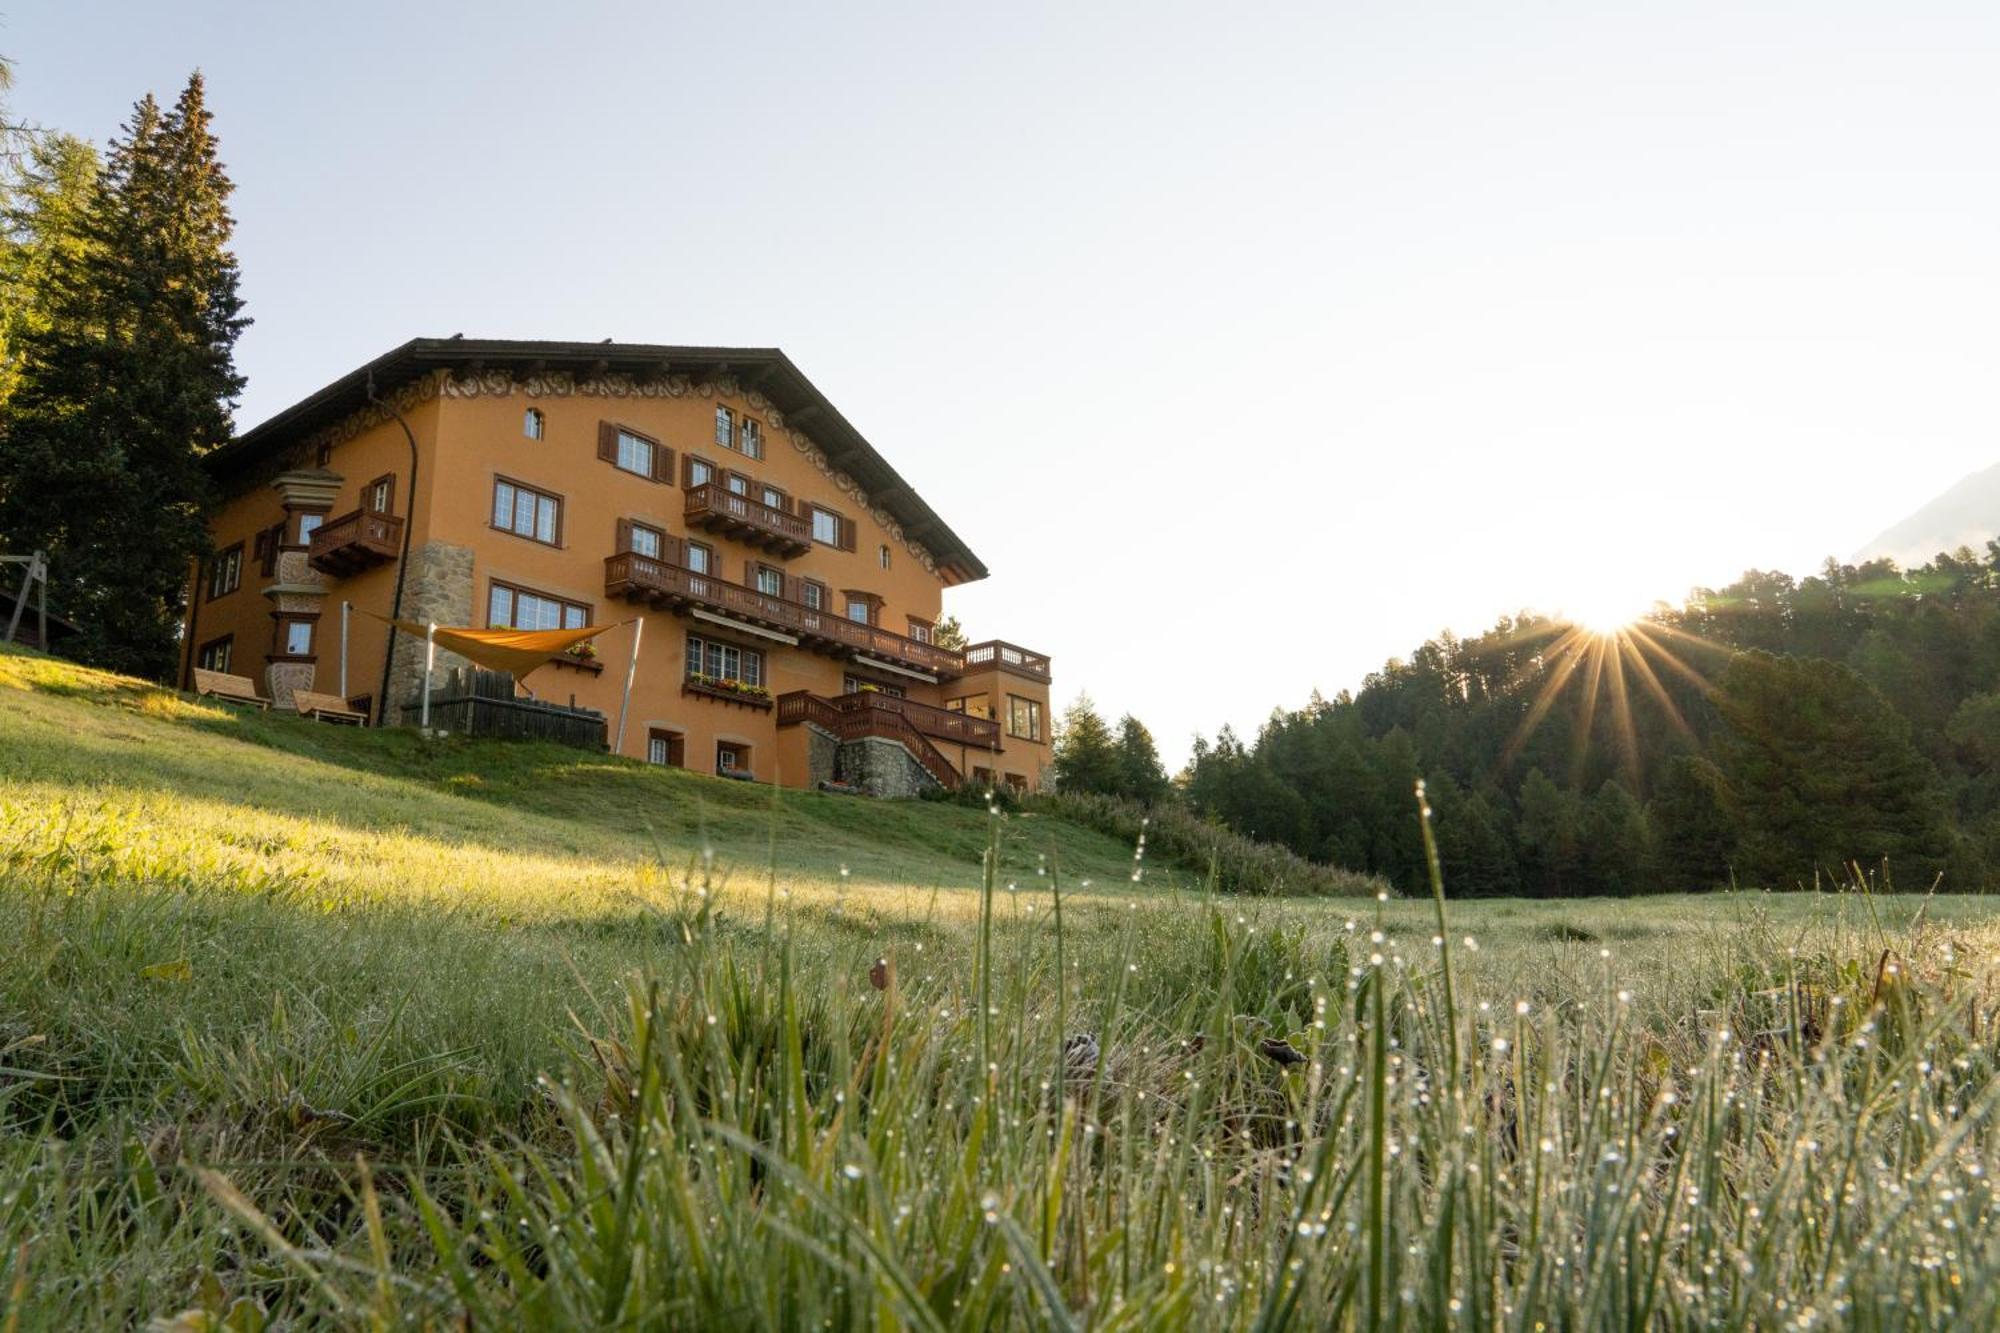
[962,639,1052,683]
[605,551,966,678]
[307,508,403,576]
[684,483,812,557]
[776,690,966,788]
[820,689,1001,750]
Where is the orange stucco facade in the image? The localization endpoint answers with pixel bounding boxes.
[183,342,1051,795]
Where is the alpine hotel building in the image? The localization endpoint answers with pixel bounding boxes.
[180,339,1052,795]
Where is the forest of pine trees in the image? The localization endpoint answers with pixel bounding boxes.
[1177,552,2000,895]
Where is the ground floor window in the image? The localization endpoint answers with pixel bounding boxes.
[716,741,752,775]
[197,636,233,673]
[1007,694,1044,741]
[687,633,763,686]
[972,766,994,787]
[1005,773,1027,793]
[843,674,904,698]
[647,728,685,767]
[280,619,314,656]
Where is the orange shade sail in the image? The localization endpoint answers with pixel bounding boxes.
[360,611,633,681]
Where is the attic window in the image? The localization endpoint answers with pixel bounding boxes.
[878,544,891,570]
[524,408,545,440]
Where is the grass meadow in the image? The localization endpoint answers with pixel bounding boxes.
[1,642,1997,1328]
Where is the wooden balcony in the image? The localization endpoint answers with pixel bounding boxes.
[776,690,967,788]
[684,483,812,558]
[307,508,403,577]
[605,551,967,678]
[962,639,1052,683]
[785,689,1001,751]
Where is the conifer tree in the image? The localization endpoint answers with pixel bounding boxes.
[0,74,247,676]
[1,132,101,410]
[1713,651,1950,887]
[1051,694,1122,796]
[1111,713,1170,805]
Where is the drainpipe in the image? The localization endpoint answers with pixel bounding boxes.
[368,371,421,725]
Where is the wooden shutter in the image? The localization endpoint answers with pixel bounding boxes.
[744,559,758,587]
[681,455,697,488]
[665,534,686,566]
[651,444,675,485]
[597,421,618,463]
[615,518,633,554]
[839,514,857,552]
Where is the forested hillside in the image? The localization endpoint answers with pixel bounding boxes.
[1185,548,2000,895]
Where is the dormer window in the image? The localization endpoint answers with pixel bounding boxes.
[524,408,545,440]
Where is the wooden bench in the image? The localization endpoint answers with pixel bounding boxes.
[293,689,368,726]
[193,667,270,710]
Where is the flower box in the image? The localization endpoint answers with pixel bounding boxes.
[549,653,604,675]
[682,676,774,711]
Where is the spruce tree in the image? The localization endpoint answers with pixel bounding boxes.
[1713,651,1952,888]
[1111,713,1170,804]
[1,132,101,410]
[0,75,246,676]
[1051,694,1121,796]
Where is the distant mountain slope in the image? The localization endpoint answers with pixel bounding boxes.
[1856,460,2000,567]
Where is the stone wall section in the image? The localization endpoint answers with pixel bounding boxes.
[835,736,943,799]
[386,541,476,713]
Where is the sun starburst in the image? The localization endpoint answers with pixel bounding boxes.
[1496,614,1723,791]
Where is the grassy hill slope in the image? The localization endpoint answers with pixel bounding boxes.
[4,644,1999,1327]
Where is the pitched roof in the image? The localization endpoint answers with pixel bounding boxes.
[212,337,988,583]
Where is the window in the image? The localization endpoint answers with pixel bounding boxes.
[1005,773,1028,793]
[315,444,332,467]
[760,484,786,511]
[614,429,654,477]
[949,694,993,719]
[844,674,904,698]
[197,636,233,673]
[846,595,872,625]
[488,581,589,631]
[686,456,714,489]
[685,541,713,574]
[492,478,561,545]
[687,633,763,686]
[281,620,314,656]
[366,474,395,515]
[716,741,751,775]
[297,513,324,543]
[725,472,749,497]
[524,408,545,440]
[597,422,672,482]
[647,728,685,767]
[879,544,892,570]
[255,522,284,576]
[739,418,763,459]
[208,544,243,599]
[799,580,826,610]
[754,565,783,597]
[629,523,663,559]
[908,617,932,643]
[1008,695,1044,742]
[809,506,843,547]
[714,406,733,447]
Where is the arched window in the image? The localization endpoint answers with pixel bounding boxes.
[524,408,545,440]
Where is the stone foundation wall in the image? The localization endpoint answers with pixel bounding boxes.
[835,736,942,799]
[386,541,476,713]
[805,724,839,786]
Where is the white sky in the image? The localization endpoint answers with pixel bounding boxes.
[9,1,1999,766]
